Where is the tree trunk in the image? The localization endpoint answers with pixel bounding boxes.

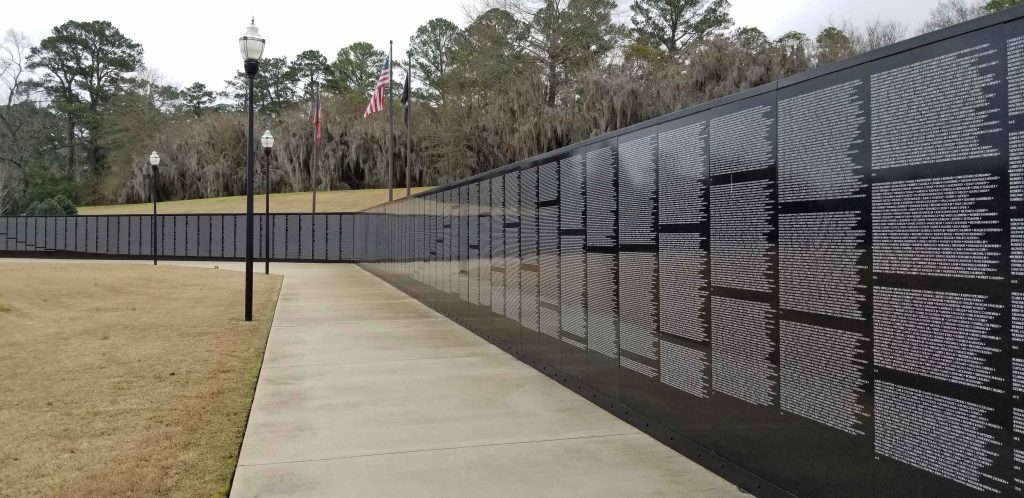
[88,143,101,174]
[546,63,558,107]
[66,119,76,177]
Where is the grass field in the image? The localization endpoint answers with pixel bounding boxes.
[78,187,433,215]
[0,262,282,497]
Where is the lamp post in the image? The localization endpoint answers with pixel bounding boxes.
[239,18,265,322]
[261,130,274,275]
[149,151,160,266]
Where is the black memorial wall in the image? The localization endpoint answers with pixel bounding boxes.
[357,7,1024,497]
[0,213,362,262]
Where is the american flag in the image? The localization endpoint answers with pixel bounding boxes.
[363,58,390,118]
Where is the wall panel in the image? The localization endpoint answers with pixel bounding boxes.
[353,10,1024,497]
[0,213,358,262]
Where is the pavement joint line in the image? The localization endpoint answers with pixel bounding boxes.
[236,432,643,468]
[261,352,505,369]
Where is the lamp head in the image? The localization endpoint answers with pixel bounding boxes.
[239,18,265,63]
[149,151,160,166]
[261,129,275,150]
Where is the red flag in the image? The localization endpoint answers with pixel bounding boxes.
[313,89,322,144]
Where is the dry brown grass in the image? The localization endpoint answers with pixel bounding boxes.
[0,263,283,497]
[79,187,433,215]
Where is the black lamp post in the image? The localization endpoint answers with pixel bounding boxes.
[149,151,160,266]
[239,18,265,322]
[261,129,274,275]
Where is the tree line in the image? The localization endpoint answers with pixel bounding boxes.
[0,0,1019,214]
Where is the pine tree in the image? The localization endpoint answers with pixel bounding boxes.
[629,0,733,55]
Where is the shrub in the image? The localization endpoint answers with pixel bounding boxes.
[23,195,77,216]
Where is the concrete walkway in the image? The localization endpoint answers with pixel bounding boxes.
[228,263,745,497]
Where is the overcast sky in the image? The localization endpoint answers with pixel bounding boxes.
[4,0,943,91]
